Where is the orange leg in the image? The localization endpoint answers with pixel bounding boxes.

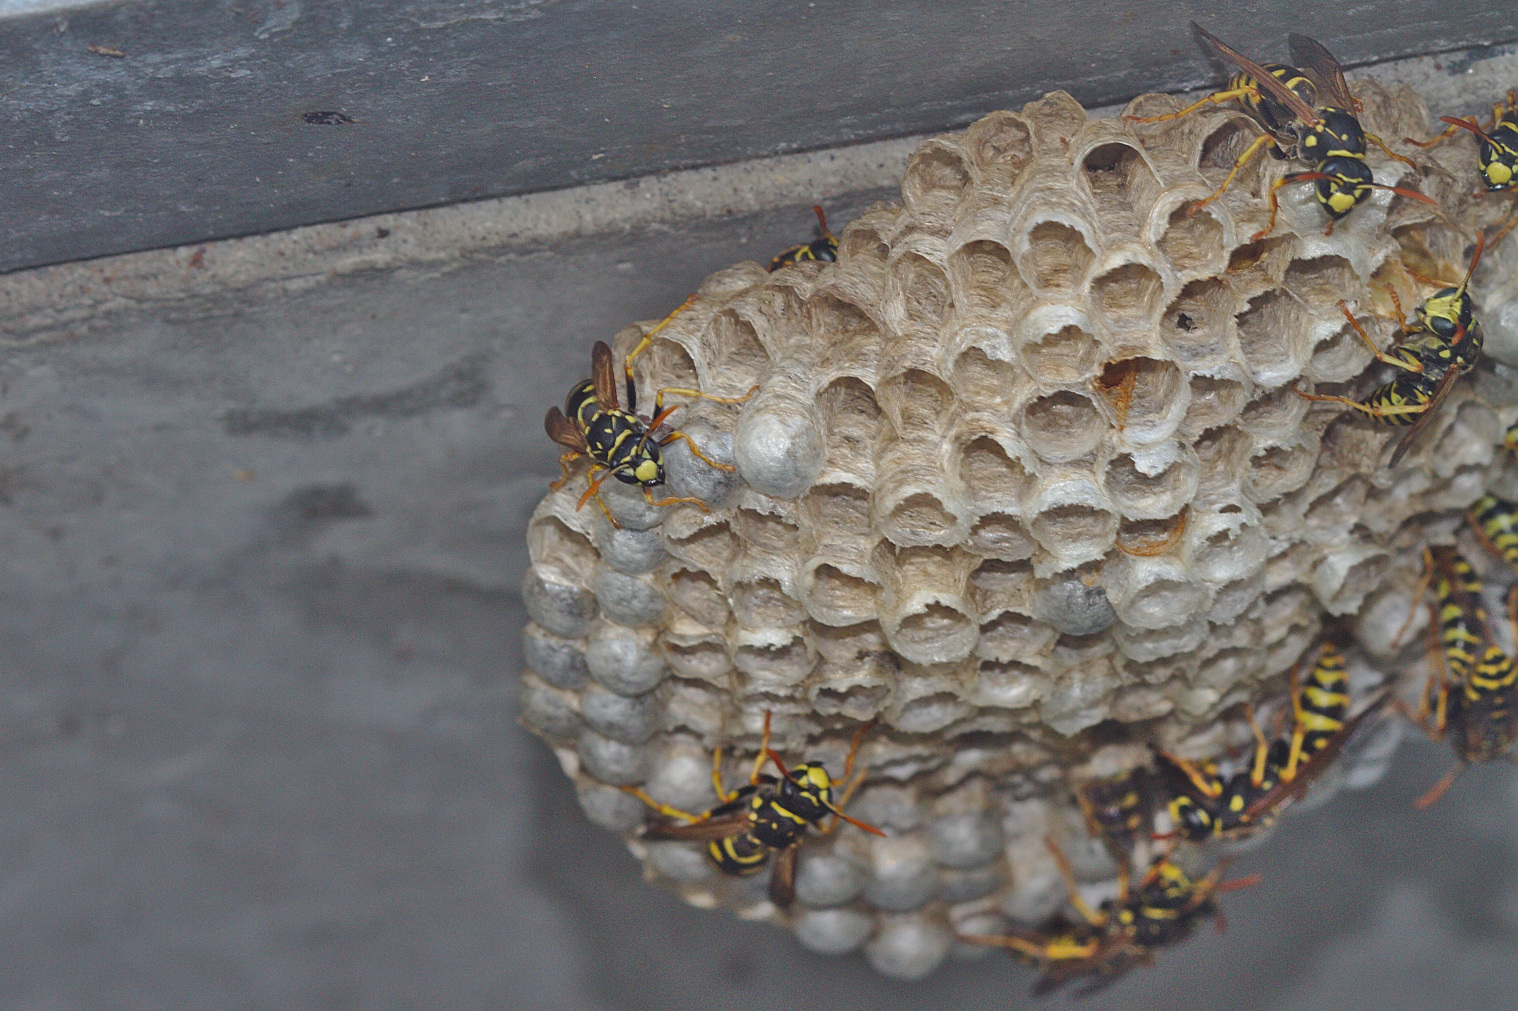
[1366,132,1418,168]
[549,450,584,490]
[1125,86,1257,124]
[1192,131,1273,220]
[1043,836,1108,929]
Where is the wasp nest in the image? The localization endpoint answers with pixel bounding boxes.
[519,82,1518,979]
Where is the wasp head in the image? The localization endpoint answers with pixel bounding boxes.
[613,440,664,487]
[1313,156,1373,219]
[778,762,834,823]
[1166,795,1214,841]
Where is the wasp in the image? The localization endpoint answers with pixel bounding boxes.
[625,713,885,907]
[1469,493,1518,572]
[1293,233,1486,467]
[544,297,755,528]
[1407,90,1518,193]
[768,204,839,271]
[1156,644,1384,840]
[958,838,1257,996]
[1127,25,1431,241]
[1399,546,1518,808]
[1075,768,1156,863]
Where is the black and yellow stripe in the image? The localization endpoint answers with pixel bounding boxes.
[1286,643,1350,776]
[1428,547,1491,680]
[1469,494,1518,569]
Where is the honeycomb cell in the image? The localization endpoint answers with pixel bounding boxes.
[890,252,953,331]
[1023,325,1102,387]
[1089,261,1164,343]
[1103,451,1199,519]
[1161,276,1233,369]
[1156,203,1226,278]
[902,140,972,224]
[731,577,808,630]
[1018,220,1096,292]
[965,109,1033,186]
[1095,357,1187,445]
[1236,289,1311,386]
[1081,142,1162,228]
[1179,376,1250,438]
[1019,390,1106,463]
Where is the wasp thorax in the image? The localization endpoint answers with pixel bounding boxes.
[780,763,834,822]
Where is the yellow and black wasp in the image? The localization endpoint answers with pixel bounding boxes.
[1408,89,1518,193]
[1293,233,1486,467]
[1075,768,1156,863]
[1155,643,1383,840]
[1399,546,1518,808]
[957,838,1258,996]
[544,297,755,528]
[1468,422,1518,572]
[1127,25,1431,240]
[768,204,839,271]
[625,712,885,907]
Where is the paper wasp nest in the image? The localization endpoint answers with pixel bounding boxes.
[520,83,1518,978]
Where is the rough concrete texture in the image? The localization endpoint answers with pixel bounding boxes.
[5,44,1518,1010]
[4,0,1517,274]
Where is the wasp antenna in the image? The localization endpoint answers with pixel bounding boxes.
[1372,182,1440,207]
[1440,114,1498,148]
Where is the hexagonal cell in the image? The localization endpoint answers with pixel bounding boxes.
[1156,203,1226,277]
[1197,119,1269,198]
[947,239,1019,315]
[965,109,1033,186]
[802,560,881,627]
[1224,235,1294,287]
[1187,513,1268,585]
[624,320,702,403]
[1017,220,1096,292]
[878,368,954,439]
[975,659,1049,709]
[1089,261,1164,340]
[977,610,1058,662]
[667,567,730,628]
[1018,390,1106,464]
[1305,476,1372,535]
[1115,513,1190,558]
[700,310,772,394]
[1115,564,1207,630]
[1192,425,1253,503]
[804,482,872,540]
[950,347,1018,406]
[807,293,882,341]
[1162,277,1233,369]
[1081,142,1161,221]
[817,377,883,480]
[1236,384,1312,446]
[881,489,962,549]
[957,435,1032,503]
[665,519,737,573]
[731,577,808,630]
[1023,325,1102,386]
[1243,432,1321,504]
[891,252,953,330]
[967,512,1038,562]
[1305,311,1381,384]
[1235,289,1310,386]
[902,140,972,225]
[734,506,803,553]
[968,558,1034,618]
[1092,357,1186,443]
[733,633,815,691]
[886,597,979,667]
[528,516,600,585]
[1104,452,1200,521]
[1030,501,1121,567]
[1179,376,1250,437]
[1283,254,1357,307]
[841,222,891,264]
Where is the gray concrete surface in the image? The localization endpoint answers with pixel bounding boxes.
[4,193,1518,1009]
[7,35,1518,1010]
[4,0,1518,274]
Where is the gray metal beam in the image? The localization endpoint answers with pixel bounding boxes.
[3,0,1517,274]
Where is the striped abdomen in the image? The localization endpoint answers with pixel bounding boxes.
[1429,548,1490,680]
[1234,64,1317,138]
[1470,495,1518,569]
[1296,644,1350,756]
[564,381,661,486]
[1450,647,1518,764]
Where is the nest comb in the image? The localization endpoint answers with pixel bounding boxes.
[519,82,1518,979]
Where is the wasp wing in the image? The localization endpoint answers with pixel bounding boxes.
[591,340,620,409]
[767,844,798,908]
[1243,692,1389,820]
[1287,33,1356,111]
[1030,937,1151,998]
[1388,362,1463,468]
[1191,22,1320,126]
[544,406,588,451]
[642,811,754,842]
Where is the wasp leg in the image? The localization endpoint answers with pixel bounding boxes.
[1044,836,1108,929]
[622,294,699,404]
[1284,662,1309,781]
[1291,387,1431,420]
[957,932,1099,961]
[642,487,713,512]
[658,429,738,474]
[1254,165,1323,241]
[747,711,775,787]
[1404,119,1469,150]
[1336,302,1425,373]
[652,385,760,410]
[1245,704,1272,787]
[574,465,623,529]
[1192,132,1273,222]
[1158,750,1225,799]
[550,450,584,491]
[1124,86,1258,125]
[1365,131,1418,168]
[622,786,709,824]
[1413,764,1467,809]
